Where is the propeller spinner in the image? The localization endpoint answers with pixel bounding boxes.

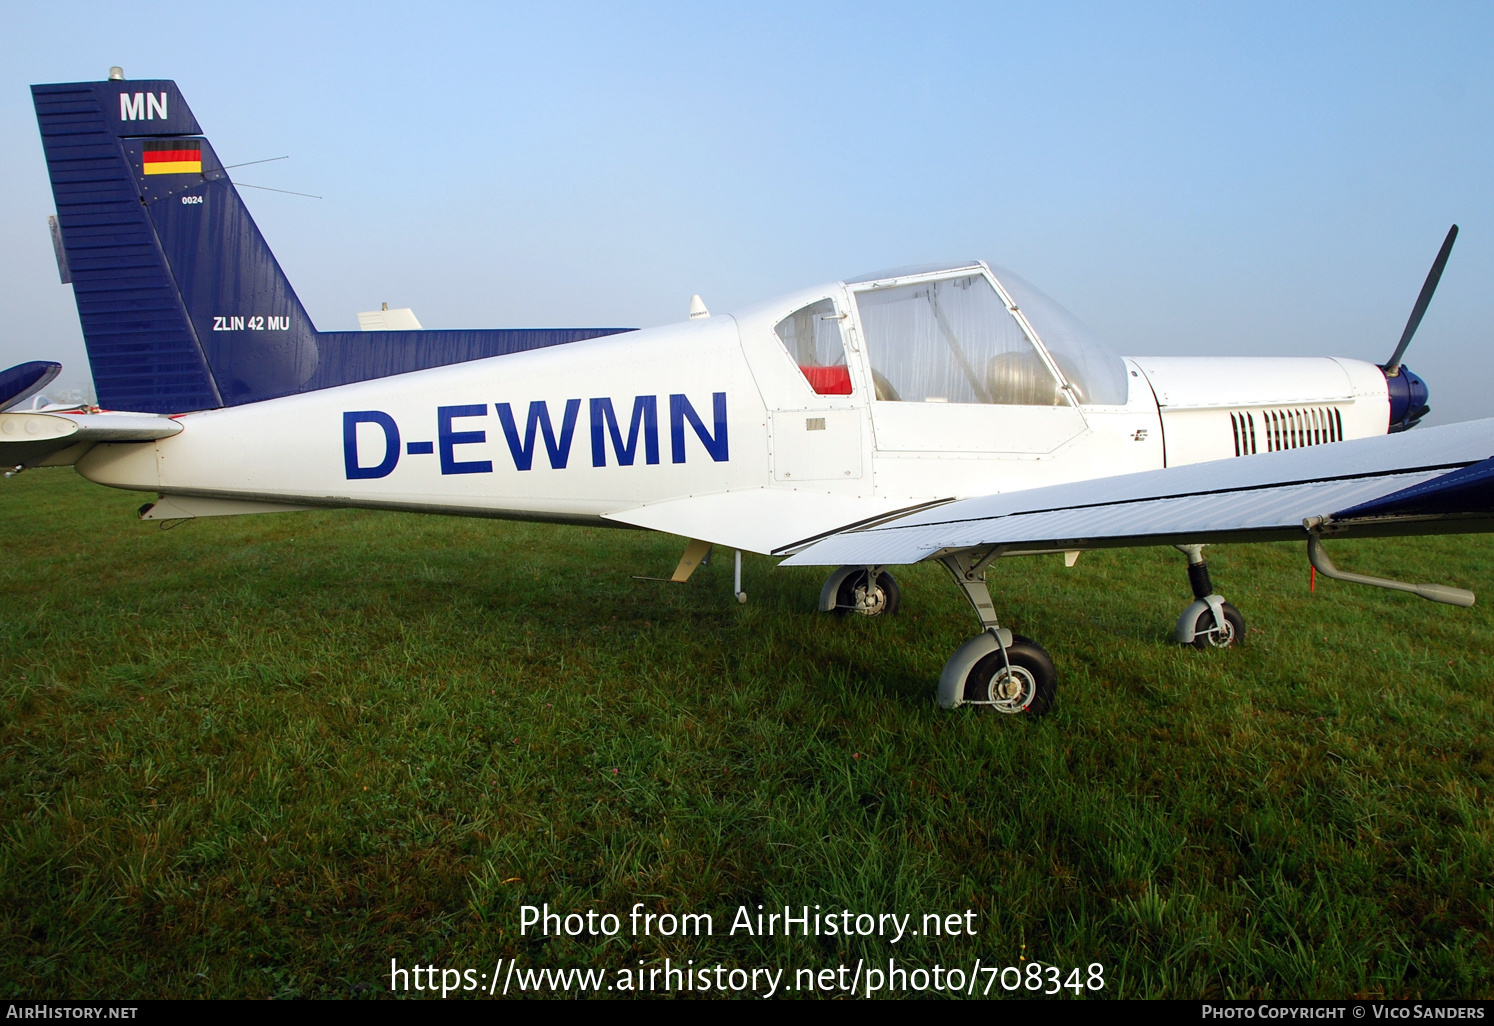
[1382,224,1457,433]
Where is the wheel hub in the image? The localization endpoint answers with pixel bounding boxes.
[988,666,1036,714]
[853,582,886,616]
[1200,614,1235,647]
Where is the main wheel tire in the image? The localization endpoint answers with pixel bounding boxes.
[833,569,902,617]
[1187,601,1246,649]
[962,635,1057,717]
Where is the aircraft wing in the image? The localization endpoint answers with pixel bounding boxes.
[779,417,1494,567]
[0,410,182,470]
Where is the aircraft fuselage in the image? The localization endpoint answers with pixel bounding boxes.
[77,268,1396,556]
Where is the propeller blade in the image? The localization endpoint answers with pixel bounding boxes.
[1384,224,1458,375]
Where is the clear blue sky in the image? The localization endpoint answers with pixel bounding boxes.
[4,2,1492,422]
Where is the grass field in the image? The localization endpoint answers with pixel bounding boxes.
[2,468,1493,999]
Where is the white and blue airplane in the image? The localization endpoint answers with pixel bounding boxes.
[7,70,1492,718]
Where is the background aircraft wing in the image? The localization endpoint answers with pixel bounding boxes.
[0,410,182,470]
[779,417,1494,567]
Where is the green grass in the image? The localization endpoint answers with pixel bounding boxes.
[2,469,1493,999]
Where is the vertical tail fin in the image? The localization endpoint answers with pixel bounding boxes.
[35,74,635,414]
[34,76,317,412]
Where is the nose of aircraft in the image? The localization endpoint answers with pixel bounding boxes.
[1384,365,1430,432]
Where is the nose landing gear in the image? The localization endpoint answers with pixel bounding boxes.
[1174,544,1245,648]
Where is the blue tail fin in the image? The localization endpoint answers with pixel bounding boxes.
[33,76,630,414]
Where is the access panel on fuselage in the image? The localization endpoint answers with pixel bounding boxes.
[770,408,863,482]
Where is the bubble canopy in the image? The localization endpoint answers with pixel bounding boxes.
[988,265,1130,406]
[845,262,1130,407]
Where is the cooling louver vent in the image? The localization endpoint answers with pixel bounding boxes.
[1231,407,1344,456]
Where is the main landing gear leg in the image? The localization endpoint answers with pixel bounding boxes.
[1173,544,1245,648]
[935,551,1056,717]
[818,565,901,617]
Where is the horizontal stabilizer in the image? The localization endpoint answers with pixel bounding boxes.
[0,362,62,412]
[0,410,181,469]
[358,308,423,331]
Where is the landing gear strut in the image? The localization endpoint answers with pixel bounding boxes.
[819,565,901,617]
[1174,544,1245,648]
[935,549,1056,717]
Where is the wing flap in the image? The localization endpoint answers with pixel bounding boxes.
[602,489,944,555]
[140,495,314,521]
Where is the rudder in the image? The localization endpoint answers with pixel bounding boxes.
[34,76,321,412]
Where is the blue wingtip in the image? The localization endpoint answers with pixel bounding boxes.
[1333,455,1494,521]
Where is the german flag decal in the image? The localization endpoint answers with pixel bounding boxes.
[142,139,202,175]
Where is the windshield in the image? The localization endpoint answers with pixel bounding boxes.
[989,267,1129,405]
[853,275,1065,405]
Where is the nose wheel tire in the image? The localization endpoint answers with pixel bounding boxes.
[834,569,901,618]
[962,635,1056,717]
[1184,601,1245,649]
